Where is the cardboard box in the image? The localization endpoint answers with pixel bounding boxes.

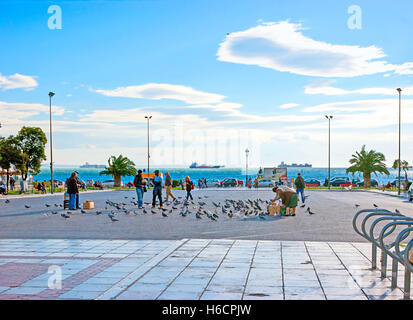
[83,200,94,210]
[268,203,279,216]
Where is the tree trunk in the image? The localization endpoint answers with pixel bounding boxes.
[363,173,371,187]
[114,175,122,187]
[6,169,9,192]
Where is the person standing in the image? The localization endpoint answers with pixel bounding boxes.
[164,172,176,202]
[152,170,163,208]
[185,176,194,200]
[67,172,79,210]
[74,171,81,209]
[134,170,146,209]
[9,177,15,191]
[294,173,306,203]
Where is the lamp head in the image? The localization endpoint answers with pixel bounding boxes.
[396,88,402,93]
[48,92,55,97]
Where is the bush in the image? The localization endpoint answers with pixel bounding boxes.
[172,180,179,188]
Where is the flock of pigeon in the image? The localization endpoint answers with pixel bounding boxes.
[2,194,318,222]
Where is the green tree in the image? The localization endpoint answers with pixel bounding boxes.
[0,136,22,192]
[14,127,47,181]
[392,159,410,187]
[346,145,390,187]
[99,155,137,187]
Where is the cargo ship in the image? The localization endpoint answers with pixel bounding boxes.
[80,162,106,169]
[278,161,312,168]
[189,162,224,169]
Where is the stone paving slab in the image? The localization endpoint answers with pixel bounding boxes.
[0,239,411,300]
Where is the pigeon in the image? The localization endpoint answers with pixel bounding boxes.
[307,207,315,215]
[395,209,401,214]
[151,209,157,214]
[143,208,147,214]
[24,205,31,209]
[300,204,306,208]
[355,204,360,208]
[96,211,102,215]
[81,209,86,214]
[45,204,51,207]
[61,213,70,219]
[196,213,202,219]
[51,211,58,215]
[373,204,378,208]
[110,216,119,222]
[54,204,59,207]
[161,212,168,217]
[5,199,10,203]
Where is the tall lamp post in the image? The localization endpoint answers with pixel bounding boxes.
[325,115,333,190]
[396,88,402,195]
[48,92,55,194]
[245,148,249,187]
[145,116,152,179]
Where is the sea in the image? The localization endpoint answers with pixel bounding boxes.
[33,166,411,185]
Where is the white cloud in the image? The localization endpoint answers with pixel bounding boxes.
[94,83,225,104]
[305,80,413,96]
[0,101,64,120]
[301,98,413,129]
[217,21,413,78]
[0,73,38,90]
[280,103,300,109]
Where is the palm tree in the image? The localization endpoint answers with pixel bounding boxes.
[392,159,410,187]
[100,155,137,187]
[346,145,389,187]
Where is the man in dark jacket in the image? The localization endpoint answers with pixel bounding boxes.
[67,172,79,210]
[134,170,146,209]
[294,173,306,203]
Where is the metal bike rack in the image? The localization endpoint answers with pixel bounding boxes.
[353,209,400,269]
[373,219,413,284]
[394,227,413,299]
[353,208,413,300]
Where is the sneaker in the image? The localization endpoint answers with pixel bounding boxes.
[152,205,155,209]
[159,206,163,209]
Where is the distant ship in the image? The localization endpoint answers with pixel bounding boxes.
[80,162,106,169]
[278,161,312,168]
[189,162,224,169]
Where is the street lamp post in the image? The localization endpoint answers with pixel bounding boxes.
[245,148,249,187]
[145,116,152,179]
[48,92,55,194]
[325,115,333,190]
[397,88,402,195]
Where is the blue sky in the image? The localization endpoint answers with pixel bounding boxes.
[1,0,413,168]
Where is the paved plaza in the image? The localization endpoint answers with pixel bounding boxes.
[0,238,411,300]
[1,189,412,241]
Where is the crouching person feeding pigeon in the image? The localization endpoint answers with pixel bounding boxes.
[272,186,298,216]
